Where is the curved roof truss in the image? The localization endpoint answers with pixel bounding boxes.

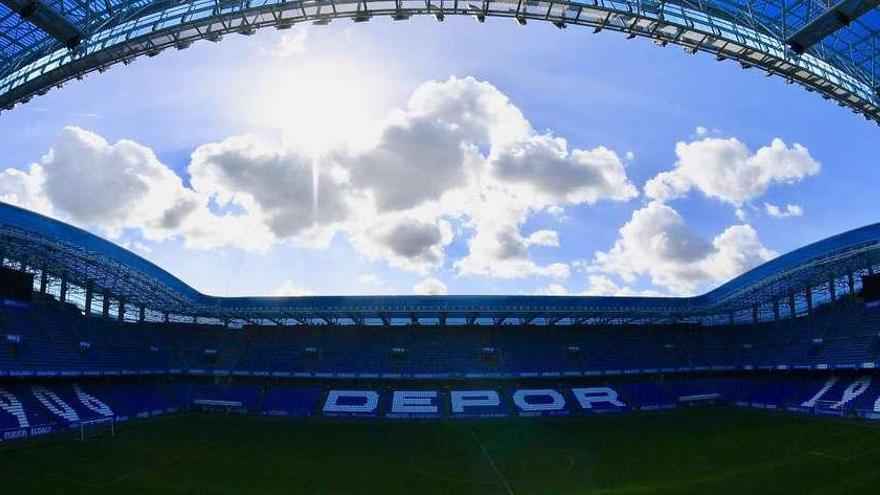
[0,0,878,123]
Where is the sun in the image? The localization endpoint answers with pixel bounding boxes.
[243,53,394,154]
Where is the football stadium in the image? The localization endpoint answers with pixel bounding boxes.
[1,0,880,493]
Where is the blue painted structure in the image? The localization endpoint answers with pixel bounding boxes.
[0,0,878,123]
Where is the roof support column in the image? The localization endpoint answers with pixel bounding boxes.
[139,304,145,323]
[805,285,813,316]
[752,304,759,325]
[117,298,125,322]
[728,312,734,326]
[829,276,837,302]
[788,292,796,319]
[163,311,169,323]
[102,290,110,318]
[59,277,67,303]
[84,284,92,317]
[39,266,47,294]
[849,271,856,298]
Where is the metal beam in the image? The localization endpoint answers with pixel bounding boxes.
[787,0,880,54]
[0,0,84,48]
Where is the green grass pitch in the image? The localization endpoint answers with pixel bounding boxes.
[3,408,880,494]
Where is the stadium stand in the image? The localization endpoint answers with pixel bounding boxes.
[4,298,880,379]
[2,203,880,441]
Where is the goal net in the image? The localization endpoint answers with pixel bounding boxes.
[807,399,845,417]
[80,417,115,442]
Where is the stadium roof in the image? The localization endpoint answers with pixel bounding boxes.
[1,201,879,326]
[0,0,879,123]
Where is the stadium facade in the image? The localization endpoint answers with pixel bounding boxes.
[1,0,880,124]
[2,201,880,441]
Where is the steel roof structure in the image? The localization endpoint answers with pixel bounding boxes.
[0,0,878,122]
[0,201,879,327]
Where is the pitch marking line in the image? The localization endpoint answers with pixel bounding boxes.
[468,427,515,495]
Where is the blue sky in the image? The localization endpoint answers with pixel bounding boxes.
[0,18,877,297]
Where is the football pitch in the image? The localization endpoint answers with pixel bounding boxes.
[3,408,880,494]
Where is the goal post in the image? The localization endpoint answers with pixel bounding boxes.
[80,417,115,442]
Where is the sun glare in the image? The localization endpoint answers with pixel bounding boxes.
[245,56,393,154]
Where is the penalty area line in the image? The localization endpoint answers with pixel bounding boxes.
[468,426,515,495]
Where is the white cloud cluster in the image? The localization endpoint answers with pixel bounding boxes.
[412,278,448,296]
[350,216,454,274]
[0,127,274,251]
[534,275,661,297]
[581,275,663,297]
[272,280,316,297]
[0,77,638,281]
[272,30,309,58]
[592,201,776,295]
[189,135,351,242]
[0,164,50,216]
[765,202,803,218]
[582,134,818,294]
[535,283,570,296]
[644,137,820,206]
[489,135,637,206]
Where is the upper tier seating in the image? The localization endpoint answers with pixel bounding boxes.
[1,298,879,377]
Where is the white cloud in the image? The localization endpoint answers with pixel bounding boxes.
[0,127,274,251]
[526,230,559,247]
[403,76,531,147]
[272,30,309,58]
[581,275,663,297]
[592,201,776,295]
[272,280,316,297]
[765,202,803,218]
[350,216,453,274]
[131,241,153,254]
[645,137,820,206]
[695,126,708,136]
[337,76,636,278]
[189,134,351,241]
[489,135,637,205]
[454,191,571,278]
[357,273,381,286]
[535,276,661,297]
[534,283,570,296]
[0,164,51,216]
[39,127,190,229]
[413,277,448,296]
[0,76,638,281]
[341,117,480,212]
